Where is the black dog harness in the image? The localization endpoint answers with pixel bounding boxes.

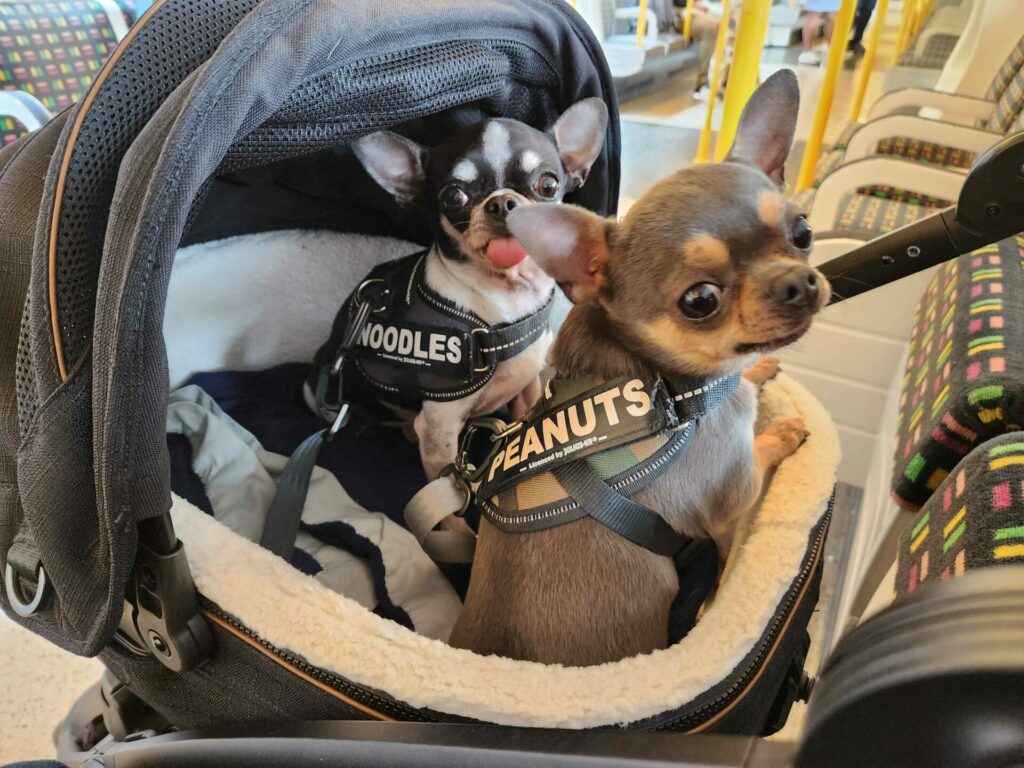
[404,371,742,563]
[309,251,554,415]
[263,251,554,561]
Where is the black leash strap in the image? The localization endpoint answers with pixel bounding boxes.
[259,283,380,560]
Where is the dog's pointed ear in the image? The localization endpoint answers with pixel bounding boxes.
[725,70,799,186]
[507,204,614,304]
[352,131,426,205]
[552,98,609,189]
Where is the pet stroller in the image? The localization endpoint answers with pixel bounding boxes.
[0,0,1021,765]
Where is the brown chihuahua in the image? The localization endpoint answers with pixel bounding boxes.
[448,71,830,666]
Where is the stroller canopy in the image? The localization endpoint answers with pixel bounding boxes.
[5,0,619,655]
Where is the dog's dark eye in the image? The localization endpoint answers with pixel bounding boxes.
[440,184,469,209]
[791,216,813,250]
[534,173,560,199]
[679,283,722,320]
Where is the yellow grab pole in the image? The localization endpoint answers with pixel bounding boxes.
[683,0,696,41]
[568,0,576,8]
[695,0,732,163]
[636,0,649,48]
[795,0,858,190]
[713,0,771,161]
[848,0,890,122]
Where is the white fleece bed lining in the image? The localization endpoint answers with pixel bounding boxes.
[170,372,839,729]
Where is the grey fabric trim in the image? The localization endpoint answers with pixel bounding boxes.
[404,474,478,564]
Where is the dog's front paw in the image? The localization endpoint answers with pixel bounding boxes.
[755,417,808,468]
[743,356,781,388]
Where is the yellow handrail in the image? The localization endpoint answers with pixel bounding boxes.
[795,0,858,190]
[636,0,649,48]
[567,0,576,8]
[683,0,696,41]
[713,0,771,161]
[695,0,732,163]
[848,0,891,122]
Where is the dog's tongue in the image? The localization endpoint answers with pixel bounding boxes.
[486,237,528,268]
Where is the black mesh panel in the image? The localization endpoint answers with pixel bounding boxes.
[219,40,516,171]
[52,0,261,374]
[15,299,36,437]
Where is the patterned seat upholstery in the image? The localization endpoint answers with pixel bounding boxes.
[896,431,1024,597]
[891,235,1024,511]
[984,34,1024,102]
[832,193,945,236]
[799,35,1024,214]
[893,236,1024,595]
[0,111,29,147]
[799,182,954,234]
[896,32,959,70]
[0,0,122,113]
[811,135,977,189]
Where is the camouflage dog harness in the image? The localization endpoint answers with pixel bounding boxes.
[405,371,742,563]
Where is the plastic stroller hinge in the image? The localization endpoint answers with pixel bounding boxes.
[125,516,212,673]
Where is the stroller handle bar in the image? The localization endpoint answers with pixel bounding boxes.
[818,131,1024,304]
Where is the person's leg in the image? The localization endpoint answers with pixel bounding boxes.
[691,13,719,90]
[799,10,824,63]
[850,0,877,48]
[822,11,836,44]
[802,11,822,50]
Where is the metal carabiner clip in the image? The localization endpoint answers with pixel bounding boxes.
[457,417,517,484]
[327,402,350,441]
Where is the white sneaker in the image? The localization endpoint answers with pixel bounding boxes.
[798,50,821,65]
[693,84,710,102]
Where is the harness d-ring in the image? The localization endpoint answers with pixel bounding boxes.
[471,327,492,373]
[354,278,389,313]
[4,561,48,618]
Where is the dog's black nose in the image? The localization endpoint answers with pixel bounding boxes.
[771,266,820,307]
[485,193,520,219]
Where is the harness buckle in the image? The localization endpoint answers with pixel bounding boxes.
[470,327,492,373]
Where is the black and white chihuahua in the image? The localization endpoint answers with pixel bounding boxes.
[307,100,609,483]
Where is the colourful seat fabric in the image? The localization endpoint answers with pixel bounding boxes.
[891,234,1024,511]
[0,0,120,112]
[801,186,953,237]
[0,111,30,146]
[811,137,976,189]
[832,193,941,236]
[895,430,1024,598]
